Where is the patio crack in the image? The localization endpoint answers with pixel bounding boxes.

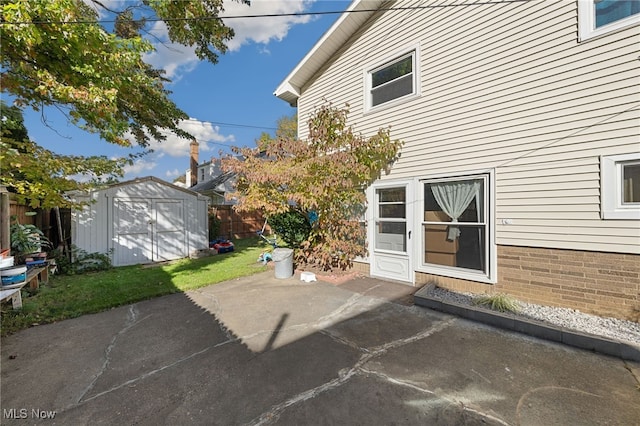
[245,317,456,426]
[314,293,379,329]
[76,338,236,406]
[74,304,149,405]
[231,293,381,352]
[358,367,511,426]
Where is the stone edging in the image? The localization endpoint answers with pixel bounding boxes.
[413,285,640,362]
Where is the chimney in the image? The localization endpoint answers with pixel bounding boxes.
[190,139,199,186]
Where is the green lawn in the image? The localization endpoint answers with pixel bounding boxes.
[1,237,269,336]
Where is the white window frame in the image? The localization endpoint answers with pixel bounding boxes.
[578,0,640,41]
[364,45,420,113]
[415,170,496,284]
[601,153,640,220]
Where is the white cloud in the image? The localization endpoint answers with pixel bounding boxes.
[143,21,200,81]
[158,119,235,157]
[165,168,182,178]
[222,0,314,52]
[123,158,157,177]
[143,0,316,80]
[126,118,235,158]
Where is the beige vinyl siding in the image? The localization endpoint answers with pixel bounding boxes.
[296,0,640,255]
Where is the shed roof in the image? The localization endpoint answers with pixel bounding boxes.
[96,176,205,198]
[274,0,385,106]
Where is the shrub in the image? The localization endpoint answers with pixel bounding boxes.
[268,209,311,248]
[208,212,222,240]
[51,245,112,275]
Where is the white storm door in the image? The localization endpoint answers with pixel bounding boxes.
[370,183,413,283]
[114,199,152,266]
[153,200,186,261]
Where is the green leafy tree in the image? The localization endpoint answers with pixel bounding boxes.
[1,0,247,207]
[223,104,403,270]
[256,113,297,151]
[0,101,126,208]
[1,0,248,148]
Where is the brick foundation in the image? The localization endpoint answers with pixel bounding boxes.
[414,246,640,322]
[351,261,370,275]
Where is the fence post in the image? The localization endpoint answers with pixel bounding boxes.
[0,186,9,250]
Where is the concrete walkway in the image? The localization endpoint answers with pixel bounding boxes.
[1,271,639,425]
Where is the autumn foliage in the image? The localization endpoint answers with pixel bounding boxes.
[223,104,403,271]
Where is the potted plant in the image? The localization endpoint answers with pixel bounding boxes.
[10,222,52,263]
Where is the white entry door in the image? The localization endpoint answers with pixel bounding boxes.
[370,182,413,283]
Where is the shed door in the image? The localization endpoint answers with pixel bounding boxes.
[114,199,152,266]
[153,200,186,261]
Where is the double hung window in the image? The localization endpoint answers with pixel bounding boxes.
[421,173,494,282]
[367,50,417,110]
[578,0,640,40]
[601,153,640,219]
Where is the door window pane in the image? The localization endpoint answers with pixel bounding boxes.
[378,187,405,203]
[379,204,406,218]
[375,221,406,252]
[378,188,406,218]
[375,187,406,252]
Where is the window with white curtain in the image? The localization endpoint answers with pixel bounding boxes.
[421,173,493,281]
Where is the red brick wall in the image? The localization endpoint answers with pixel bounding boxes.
[415,245,640,322]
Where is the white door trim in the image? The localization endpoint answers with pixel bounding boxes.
[369,180,414,284]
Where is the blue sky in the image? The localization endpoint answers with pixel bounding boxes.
[18,0,350,182]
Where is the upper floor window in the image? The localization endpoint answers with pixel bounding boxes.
[578,0,640,41]
[601,153,640,220]
[367,49,417,110]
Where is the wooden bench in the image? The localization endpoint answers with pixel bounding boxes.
[0,285,26,309]
[26,265,49,290]
[1,262,51,309]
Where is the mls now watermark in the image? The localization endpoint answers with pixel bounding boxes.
[3,408,57,420]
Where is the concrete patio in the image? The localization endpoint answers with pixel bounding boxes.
[1,271,638,425]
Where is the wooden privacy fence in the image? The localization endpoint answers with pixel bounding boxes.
[1,189,37,250]
[210,205,270,240]
[0,188,70,251]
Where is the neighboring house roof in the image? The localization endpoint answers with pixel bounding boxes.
[274,0,386,106]
[189,171,236,194]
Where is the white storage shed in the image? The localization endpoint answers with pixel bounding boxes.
[71,177,209,267]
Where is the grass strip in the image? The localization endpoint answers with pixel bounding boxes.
[1,238,269,335]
